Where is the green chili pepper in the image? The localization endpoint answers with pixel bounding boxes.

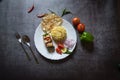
[80,32,94,42]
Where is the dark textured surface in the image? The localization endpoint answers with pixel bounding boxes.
[0,0,120,80]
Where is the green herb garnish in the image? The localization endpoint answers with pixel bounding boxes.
[43,33,48,36]
[61,8,72,17]
[63,49,72,54]
[80,32,94,42]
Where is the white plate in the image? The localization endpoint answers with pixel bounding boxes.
[34,19,77,60]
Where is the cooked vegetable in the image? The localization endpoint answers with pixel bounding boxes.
[72,17,80,26]
[80,32,94,42]
[28,5,34,13]
[77,23,85,33]
[48,47,55,53]
[61,8,72,17]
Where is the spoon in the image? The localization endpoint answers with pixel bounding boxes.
[15,33,31,61]
[22,35,39,64]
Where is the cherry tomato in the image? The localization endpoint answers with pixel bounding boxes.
[77,23,85,33]
[72,17,80,26]
[58,43,64,49]
[56,47,62,54]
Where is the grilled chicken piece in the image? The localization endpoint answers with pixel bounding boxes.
[43,33,54,52]
[46,43,53,47]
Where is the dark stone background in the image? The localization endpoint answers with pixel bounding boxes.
[0,0,120,80]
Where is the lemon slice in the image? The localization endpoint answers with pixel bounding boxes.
[61,48,67,53]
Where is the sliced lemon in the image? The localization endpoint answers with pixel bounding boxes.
[61,48,67,53]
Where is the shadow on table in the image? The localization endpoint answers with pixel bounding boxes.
[36,45,77,63]
[81,41,94,53]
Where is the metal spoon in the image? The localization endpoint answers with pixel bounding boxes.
[22,35,39,64]
[15,33,31,61]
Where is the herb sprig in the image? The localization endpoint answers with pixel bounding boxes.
[48,8,72,17]
[61,8,72,17]
[48,9,56,14]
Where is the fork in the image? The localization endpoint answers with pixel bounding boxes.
[15,32,31,61]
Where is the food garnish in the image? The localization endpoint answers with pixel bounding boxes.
[28,4,34,13]
[72,17,80,26]
[77,23,85,33]
[43,33,55,52]
[56,43,64,54]
[61,8,72,17]
[58,43,64,49]
[61,48,67,53]
[64,39,75,49]
[80,32,94,42]
[63,48,71,54]
[56,43,71,54]
[56,47,62,54]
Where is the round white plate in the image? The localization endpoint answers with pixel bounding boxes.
[34,19,77,60]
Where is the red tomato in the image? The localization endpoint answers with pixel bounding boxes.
[56,47,62,54]
[58,43,64,49]
[77,23,85,33]
[72,17,80,26]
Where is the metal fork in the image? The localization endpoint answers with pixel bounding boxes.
[15,32,31,61]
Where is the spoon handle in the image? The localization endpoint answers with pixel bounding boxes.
[29,46,39,64]
[19,43,31,61]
